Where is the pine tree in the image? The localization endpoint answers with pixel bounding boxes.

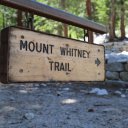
[109,0,116,41]
[120,0,125,39]
[17,10,23,27]
[86,0,93,43]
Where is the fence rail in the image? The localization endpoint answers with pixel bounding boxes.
[0,0,107,34]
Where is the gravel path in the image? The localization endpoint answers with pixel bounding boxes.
[0,83,128,128]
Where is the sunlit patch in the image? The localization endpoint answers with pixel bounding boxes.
[61,98,77,104]
[19,90,28,93]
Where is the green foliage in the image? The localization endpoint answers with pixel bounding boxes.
[34,0,85,40]
[0,5,16,30]
[0,0,128,39]
[34,0,60,35]
[92,0,109,25]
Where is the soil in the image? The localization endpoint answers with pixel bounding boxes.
[0,82,128,128]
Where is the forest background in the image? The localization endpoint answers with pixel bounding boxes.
[0,0,128,42]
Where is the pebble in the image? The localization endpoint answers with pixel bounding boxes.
[20,84,25,87]
[57,91,61,96]
[40,83,47,87]
[90,88,108,96]
[9,96,15,101]
[113,90,126,98]
[34,83,40,87]
[114,91,122,95]
[80,90,88,93]
[24,113,35,120]
[88,108,95,112]
[62,88,70,91]
[90,88,100,94]
[121,94,126,98]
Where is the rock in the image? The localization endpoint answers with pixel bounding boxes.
[120,72,128,81]
[57,91,61,96]
[34,83,40,87]
[20,84,25,87]
[106,52,128,63]
[80,90,88,93]
[97,89,109,96]
[62,88,70,91]
[125,63,128,71]
[24,113,35,120]
[40,83,47,87]
[121,94,126,98]
[114,91,122,96]
[113,91,126,98]
[90,88,100,94]
[106,63,124,72]
[106,71,119,80]
[90,88,108,96]
[88,108,95,112]
[9,96,15,101]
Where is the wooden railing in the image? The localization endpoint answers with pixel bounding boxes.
[0,0,107,34]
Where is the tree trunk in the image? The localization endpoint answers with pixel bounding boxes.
[25,12,34,30]
[63,23,68,37]
[120,0,125,39]
[86,0,93,43]
[60,0,68,37]
[57,24,63,36]
[109,0,116,41]
[17,10,23,27]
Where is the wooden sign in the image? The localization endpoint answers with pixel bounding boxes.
[0,27,105,83]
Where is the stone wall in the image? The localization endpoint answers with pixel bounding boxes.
[104,40,128,54]
[105,41,128,82]
[106,61,128,81]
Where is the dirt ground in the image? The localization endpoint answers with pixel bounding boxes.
[0,82,128,128]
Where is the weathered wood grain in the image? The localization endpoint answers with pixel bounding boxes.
[0,27,105,83]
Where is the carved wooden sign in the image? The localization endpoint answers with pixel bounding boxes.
[0,27,105,83]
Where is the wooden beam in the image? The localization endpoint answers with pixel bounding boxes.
[0,0,107,34]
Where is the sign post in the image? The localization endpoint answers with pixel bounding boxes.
[0,27,105,83]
